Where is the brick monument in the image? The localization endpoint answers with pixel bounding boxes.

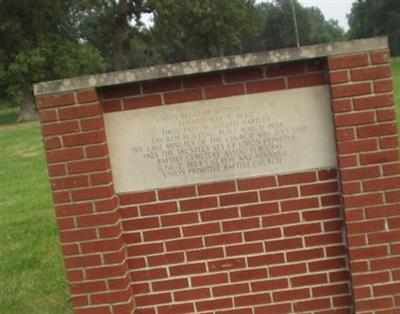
[34,37,400,314]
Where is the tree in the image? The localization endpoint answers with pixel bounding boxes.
[151,0,260,62]
[255,0,345,51]
[348,0,400,55]
[0,0,105,122]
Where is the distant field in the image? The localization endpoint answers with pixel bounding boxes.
[0,58,399,313]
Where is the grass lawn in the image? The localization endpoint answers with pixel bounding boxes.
[0,107,71,313]
[0,58,399,314]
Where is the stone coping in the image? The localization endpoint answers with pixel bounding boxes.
[33,36,388,96]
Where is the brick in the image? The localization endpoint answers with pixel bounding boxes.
[335,111,375,127]
[342,182,361,194]
[234,293,271,307]
[278,171,316,185]
[222,217,259,232]
[270,263,307,277]
[212,283,249,296]
[352,271,391,286]
[70,281,107,294]
[119,191,156,205]
[337,138,378,154]
[386,190,400,202]
[284,223,321,237]
[329,70,349,84]
[349,245,388,260]
[180,196,218,210]
[240,202,279,217]
[273,288,310,302]
[59,103,101,120]
[42,120,79,136]
[224,68,263,82]
[318,169,338,180]
[302,208,340,221]
[196,298,233,312]
[380,135,399,149]
[338,155,358,168]
[368,230,400,244]
[225,242,263,256]
[37,93,75,108]
[55,202,92,217]
[43,136,62,150]
[38,109,57,122]
[182,73,222,88]
[191,273,228,287]
[280,198,319,211]
[374,79,393,93]
[364,177,400,192]
[355,297,393,312]
[300,182,338,196]
[103,99,122,112]
[244,227,281,241]
[75,306,110,314]
[231,268,268,283]
[354,94,394,110]
[246,78,285,93]
[158,303,195,314]
[328,54,369,69]
[169,262,206,276]
[147,252,184,267]
[86,143,109,158]
[237,176,276,190]
[309,258,346,271]
[205,232,242,247]
[130,268,167,283]
[265,237,303,251]
[71,186,113,201]
[360,149,399,165]
[351,65,391,81]
[143,227,180,241]
[262,212,299,228]
[358,123,397,138]
[157,185,196,200]
[313,283,349,297]
[205,83,245,99]
[152,278,188,292]
[135,293,171,306]
[220,191,258,206]
[286,248,324,262]
[247,253,285,267]
[102,83,140,99]
[60,228,97,243]
[287,72,327,88]
[182,222,220,237]
[266,62,305,77]
[291,273,327,287]
[80,117,104,131]
[201,207,239,221]
[47,147,83,163]
[208,258,245,272]
[198,180,236,195]
[123,217,159,230]
[370,256,400,271]
[341,165,380,181]
[90,172,112,185]
[53,190,70,203]
[161,212,199,226]
[63,130,105,147]
[343,192,383,208]
[371,50,391,64]
[254,303,291,314]
[305,233,342,247]
[331,82,371,98]
[294,298,331,312]
[77,89,98,103]
[124,94,162,109]
[166,237,203,252]
[347,219,385,235]
[260,186,298,201]
[332,99,352,113]
[186,247,224,261]
[143,78,182,94]
[139,201,177,216]
[51,175,89,190]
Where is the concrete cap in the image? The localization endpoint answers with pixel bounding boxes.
[33,36,388,96]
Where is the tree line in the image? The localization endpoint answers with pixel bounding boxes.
[0,0,398,122]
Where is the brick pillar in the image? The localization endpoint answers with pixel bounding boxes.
[36,89,135,314]
[328,50,400,312]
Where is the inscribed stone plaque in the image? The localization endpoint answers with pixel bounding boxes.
[104,85,337,193]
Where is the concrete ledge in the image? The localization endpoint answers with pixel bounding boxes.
[33,36,388,96]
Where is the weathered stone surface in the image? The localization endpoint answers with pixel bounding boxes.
[104,85,337,193]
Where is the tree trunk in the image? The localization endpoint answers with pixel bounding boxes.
[113,0,128,71]
[17,84,37,123]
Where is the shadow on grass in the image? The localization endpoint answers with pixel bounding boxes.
[0,106,19,126]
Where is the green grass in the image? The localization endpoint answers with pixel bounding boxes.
[391,57,400,130]
[0,113,71,314]
[0,59,399,314]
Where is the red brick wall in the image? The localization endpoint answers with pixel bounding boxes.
[35,51,400,314]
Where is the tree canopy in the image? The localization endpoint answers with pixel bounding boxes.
[7,0,396,122]
[348,0,400,55]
